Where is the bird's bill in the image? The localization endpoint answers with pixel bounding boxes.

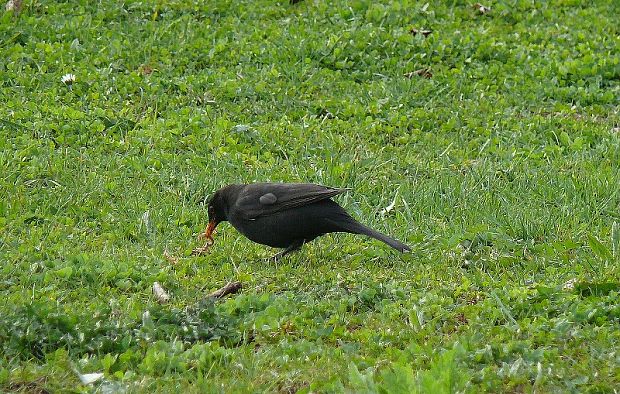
[192,220,218,256]
[203,220,218,244]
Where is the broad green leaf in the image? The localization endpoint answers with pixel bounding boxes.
[587,234,613,261]
[348,363,378,394]
[379,362,415,394]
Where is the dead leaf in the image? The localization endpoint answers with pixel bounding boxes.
[72,367,104,385]
[562,278,578,291]
[472,3,491,14]
[163,249,179,265]
[404,68,432,79]
[5,0,22,13]
[466,294,483,305]
[153,282,170,303]
[138,64,153,75]
[78,372,104,385]
[409,28,432,37]
[191,245,211,256]
[455,313,468,325]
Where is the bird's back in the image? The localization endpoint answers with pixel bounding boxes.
[229,198,352,248]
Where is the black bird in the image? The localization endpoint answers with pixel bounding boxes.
[194,183,411,258]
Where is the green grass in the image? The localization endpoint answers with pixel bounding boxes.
[1,0,620,392]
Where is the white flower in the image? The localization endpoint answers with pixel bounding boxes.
[61,73,76,85]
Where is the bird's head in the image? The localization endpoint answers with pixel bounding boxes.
[205,190,227,238]
[210,188,230,217]
[204,184,241,241]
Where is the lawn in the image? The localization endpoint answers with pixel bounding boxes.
[1,0,619,392]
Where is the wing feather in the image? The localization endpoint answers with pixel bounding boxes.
[234,183,347,219]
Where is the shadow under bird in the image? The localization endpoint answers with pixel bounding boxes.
[194,183,411,258]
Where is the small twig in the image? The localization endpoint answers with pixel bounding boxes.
[404,68,432,79]
[208,281,242,299]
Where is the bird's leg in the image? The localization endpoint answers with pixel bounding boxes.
[268,239,305,261]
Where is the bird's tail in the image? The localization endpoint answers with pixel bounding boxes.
[329,218,411,253]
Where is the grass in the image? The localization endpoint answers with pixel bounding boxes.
[1,0,619,392]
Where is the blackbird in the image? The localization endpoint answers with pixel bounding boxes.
[194,183,411,258]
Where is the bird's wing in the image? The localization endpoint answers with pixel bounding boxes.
[234,183,347,219]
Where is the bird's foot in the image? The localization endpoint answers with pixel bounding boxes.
[262,255,280,263]
[263,240,305,262]
[263,251,285,263]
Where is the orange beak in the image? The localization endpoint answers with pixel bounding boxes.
[201,220,217,245]
[192,220,219,256]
